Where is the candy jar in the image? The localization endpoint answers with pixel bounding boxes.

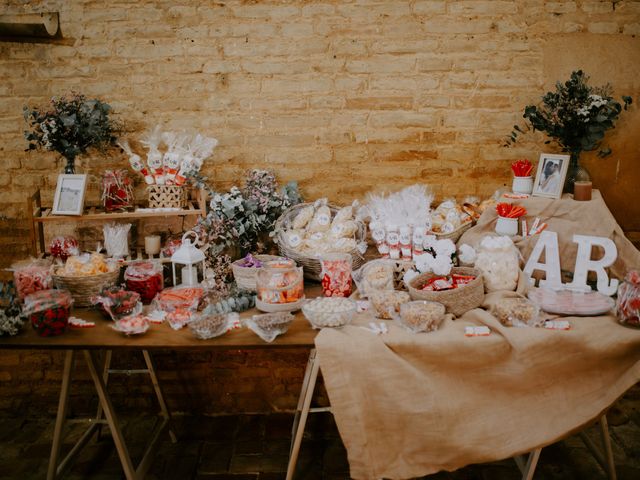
[320,253,352,297]
[12,259,53,301]
[256,259,304,311]
[102,170,134,212]
[23,289,73,337]
[125,261,164,304]
[474,236,520,292]
[616,270,640,328]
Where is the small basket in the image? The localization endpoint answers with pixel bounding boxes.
[407,267,484,317]
[52,269,120,307]
[274,202,367,280]
[434,222,473,243]
[148,185,187,208]
[232,255,284,291]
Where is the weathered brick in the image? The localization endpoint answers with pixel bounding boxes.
[588,22,620,34]
[545,2,578,14]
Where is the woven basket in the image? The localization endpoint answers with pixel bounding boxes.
[407,267,484,317]
[274,203,367,281]
[148,185,187,208]
[232,255,284,291]
[52,269,120,307]
[434,221,473,243]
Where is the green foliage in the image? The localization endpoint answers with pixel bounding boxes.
[506,70,633,158]
[23,92,122,161]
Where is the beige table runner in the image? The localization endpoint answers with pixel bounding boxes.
[316,304,640,479]
[458,190,640,279]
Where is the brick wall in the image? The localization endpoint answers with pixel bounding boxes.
[1,1,639,414]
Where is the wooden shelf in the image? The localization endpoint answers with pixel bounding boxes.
[28,188,207,257]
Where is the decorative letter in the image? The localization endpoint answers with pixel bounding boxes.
[523,231,562,288]
[568,234,619,296]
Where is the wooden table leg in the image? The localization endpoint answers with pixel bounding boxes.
[95,350,112,441]
[47,350,75,480]
[83,350,136,480]
[290,348,316,457]
[142,350,177,443]
[286,348,320,480]
[599,415,617,480]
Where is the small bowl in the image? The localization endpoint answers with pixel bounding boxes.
[246,312,295,343]
[302,297,356,329]
[369,290,410,319]
[396,300,446,333]
[189,313,232,340]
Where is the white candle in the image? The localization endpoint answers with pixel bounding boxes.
[181,265,198,285]
[144,235,161,255]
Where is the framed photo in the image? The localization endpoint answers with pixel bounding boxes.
[532,153,570,199]
[52,174,87,215]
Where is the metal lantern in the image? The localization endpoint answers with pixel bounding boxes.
[170,231,206,286]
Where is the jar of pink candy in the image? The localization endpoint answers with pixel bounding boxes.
[12,259,53,301]
[616,270,640,328]
[320,253,352,297]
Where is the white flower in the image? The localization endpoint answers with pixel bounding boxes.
[458,244,477,265]
[434,239,456,257]
[432,256,453,276]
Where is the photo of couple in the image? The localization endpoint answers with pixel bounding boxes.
[533,154,570,199]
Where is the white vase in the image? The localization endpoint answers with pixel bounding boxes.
[512,176,533,195]
[495,216,519,236]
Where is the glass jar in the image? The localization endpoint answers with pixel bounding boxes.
[615,271,640,328]
[125,261,164,305]
[256,259,304,305]
[320,253,352,297]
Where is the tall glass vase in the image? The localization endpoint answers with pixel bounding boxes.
[563,152,590,194]
[63,153,76,174]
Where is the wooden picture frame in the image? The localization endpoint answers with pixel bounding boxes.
[52,174,87,215]
[532,153,570,199]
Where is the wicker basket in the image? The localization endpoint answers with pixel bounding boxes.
[434,221,473,243]
[407,267,484,317]
[52,269,120,307]
[274,203,367,281]
[148,185,187,208]
[232,255,284,291]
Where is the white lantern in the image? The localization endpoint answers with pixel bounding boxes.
[171,231,206,286]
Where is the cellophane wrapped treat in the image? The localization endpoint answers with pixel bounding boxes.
[49,236,79,261]
[616,270,640,328]
[189,311,238,339]
[320,253,352,297]
[23,289,73,337]
[125,261,163,304]
[12,259,53,301]
[60,253,115,276]
[491,298,542,327]
[92,286,142,320]
[352,260,395,298]
[102,170,134,212]
[162,236,182,257]
[152,286,205,330]
[474,236,520,292]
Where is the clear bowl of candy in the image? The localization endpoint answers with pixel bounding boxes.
[369,290,410,319]
[245,312,295,342]
[302,297,356,329]
[394,300,446,333]
[189,312,237,340]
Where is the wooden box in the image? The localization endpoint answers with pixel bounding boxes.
[148,185,187,208]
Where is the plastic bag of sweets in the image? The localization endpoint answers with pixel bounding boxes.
[49,236,79,261]
[152,286,205,313]
[12,259,53,301]
[92,286,142,320]
[23,289,73,337]
[124,261,163,305]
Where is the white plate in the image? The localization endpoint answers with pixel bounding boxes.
[527,288,614,316]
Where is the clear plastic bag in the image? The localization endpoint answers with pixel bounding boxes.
[352,259,395,298]
[491,297,543,327]
[12,258,53,301]
[151,285,204,313]
[189,311,238,339]
[91,286,142,321]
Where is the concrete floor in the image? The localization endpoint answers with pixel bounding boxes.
[0,391,639,480]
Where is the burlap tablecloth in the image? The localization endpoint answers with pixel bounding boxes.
[316,192,640,479]
[458,190,640,279]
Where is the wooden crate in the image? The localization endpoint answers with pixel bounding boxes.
[148,185,187,208]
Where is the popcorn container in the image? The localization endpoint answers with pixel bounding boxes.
[24,289,73,337]
[320,253,352,297]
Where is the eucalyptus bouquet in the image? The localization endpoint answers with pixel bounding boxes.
[191,169,302,260]
[24,93,122,173]
[507,70,632,159]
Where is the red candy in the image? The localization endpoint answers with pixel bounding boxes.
[23,289,73,337]
[124,261,163,305]
[49,236,79,261]
[320,255,352,298]
[92,286,141,320]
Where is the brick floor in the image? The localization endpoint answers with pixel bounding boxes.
[0,392,639,480]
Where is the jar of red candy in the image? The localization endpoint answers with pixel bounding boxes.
[616,270,640,328]
[23,289,73,337]
[102,170,134,212]
[49,236,79,261]
[12,259,53,301]
[125,261,163,305]
[320,253,352,297]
